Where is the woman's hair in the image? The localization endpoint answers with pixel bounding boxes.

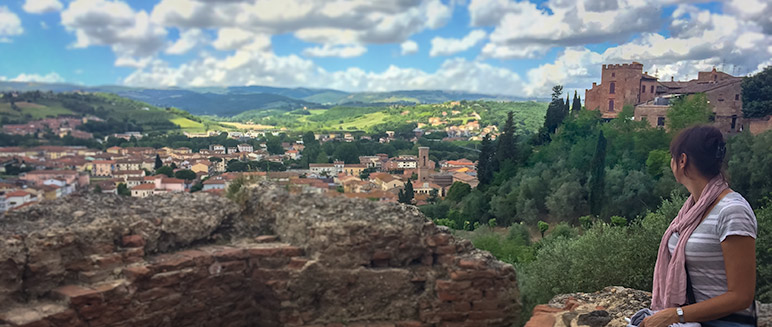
[669,125,727,179]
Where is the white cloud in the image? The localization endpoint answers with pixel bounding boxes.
[401,40,418,55]
[0,72,65,83]
[302,44,367,58]
[23,0,64,14]
[212,28,270,51]
[165,29,207,55]
[0,6,23,40]
[150,0,452,45]
[725,0,772,34]
[430,30,487,56]
[470,0,663,58]
[61,0,167,67]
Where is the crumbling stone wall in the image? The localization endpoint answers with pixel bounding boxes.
[0,183,520,327]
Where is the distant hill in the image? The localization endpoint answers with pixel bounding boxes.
[0,90,225,135]
[0,81,546,118]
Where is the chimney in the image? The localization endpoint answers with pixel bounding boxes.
[671,76,674,82]
[593,82,597,87]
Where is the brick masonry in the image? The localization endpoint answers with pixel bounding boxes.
[0,184,521,327]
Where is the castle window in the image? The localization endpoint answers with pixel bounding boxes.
[609,82,615,94]
[657,117,665,127]
[735,94,740,101]
[731,115,737,130]
[651,85,654,93]
[641,85,645,93]
[612,72,615,77]
[609,100,614,111]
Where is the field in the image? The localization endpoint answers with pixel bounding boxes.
[170,117,207,132]
[221,122,276,130]
[0,101,74,120]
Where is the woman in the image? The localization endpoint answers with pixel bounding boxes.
[641,125,757,327]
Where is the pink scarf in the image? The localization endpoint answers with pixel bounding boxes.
[651,175,729,310]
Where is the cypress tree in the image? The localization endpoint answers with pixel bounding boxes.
[496,111,517,165]
[399,181,414,204]
[542,85,566,135]
[572,91,582,114]
[565,94,571,118]
[477,134,495,186]
[589,130,607,216]
[154,154,163,170]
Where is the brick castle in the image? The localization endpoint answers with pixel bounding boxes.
[585,62,771,134]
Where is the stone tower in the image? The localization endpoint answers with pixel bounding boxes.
[418,146,430,183]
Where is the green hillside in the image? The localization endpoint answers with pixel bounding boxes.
[224,101,548,134]
[0,91,226,135]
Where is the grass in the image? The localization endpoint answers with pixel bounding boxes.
[333,111,389,130]
[0,101,74,120]
[170,117,206,132]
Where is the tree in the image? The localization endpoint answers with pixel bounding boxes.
[428,189,439,204]
[496,111,517,165]
[226,160,248,172]
[208,156,222,163]
[399,181,414,204]
[589,130,607,216]
[266,136,284,155]
[572,91,582,114]
[742,65,772,118]
[565,94,571,118]
[154,154,163,170]
[666,93,712,132]
[174,169,197,181]
[93,184,102,193]
[542,85,568,137]
[170,162,178,170]
[446,182,472,202]
[117,183,130,196]
[477,134,495,186]
[190,181,203,193]
[156,166,174,177]
[538,220,549,238]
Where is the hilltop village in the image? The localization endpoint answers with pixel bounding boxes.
[0,137,479,212]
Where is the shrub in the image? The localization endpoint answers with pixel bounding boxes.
[434,218,456,230]
[508,222,531,245]
[610,216,627,226]
[756,203,772,302]
[537,221,549,237]
[468,227,535,265]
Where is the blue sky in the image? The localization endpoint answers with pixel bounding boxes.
[0,0,770,97]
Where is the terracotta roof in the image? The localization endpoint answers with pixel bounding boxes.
[161,178,184,184]
[203,179,225,185]
[114,170,145,175]
[6,190,30,197]
[23,170,78,175]
[93,160,115,164]
[131,183,156,190]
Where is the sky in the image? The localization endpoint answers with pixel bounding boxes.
[0,0,770,98]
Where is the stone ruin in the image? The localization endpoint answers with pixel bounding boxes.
[0,183,521,327]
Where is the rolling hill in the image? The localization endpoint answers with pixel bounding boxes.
[0,81,545,118]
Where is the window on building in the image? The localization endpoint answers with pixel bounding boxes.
[609,82,615,94]
[641,85,645,93]
[657,117,665,127]
[612,72,615,77]
[651,85,654,93]
[714,75,717,81]
[735,94,740,101]
[609,100,614,112]
[731,115,737,130]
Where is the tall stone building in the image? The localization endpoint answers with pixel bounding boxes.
[584,62,748,134]
[417,146,430,183]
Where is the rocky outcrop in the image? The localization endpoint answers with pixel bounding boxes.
[0,182,521,327]
[526,287,771,327]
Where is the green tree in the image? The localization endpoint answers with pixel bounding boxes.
[538,220,549,238]
[742,65,772,118]
[398,181,414,204]
[446,182,472,202]
[541,85,567,138]
[589,130,607,216]
[190,181,203,193]
[117,183,130,196]
[208,156,222,163]
[226,160,248,172]
[156,166,174,177]
[477,134,495,186]
[428,189,439,204]
[496,111,517,166]
[666,93,712,132]
[315,151,329,164]
[174,169,197,181]
[266,136,284,155]
[154,154,163,170]
[571,91,582,114]
[93,184,102,193]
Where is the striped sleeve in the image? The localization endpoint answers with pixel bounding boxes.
[717,202,757,242]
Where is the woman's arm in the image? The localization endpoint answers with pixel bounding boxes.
[641,235,756,327]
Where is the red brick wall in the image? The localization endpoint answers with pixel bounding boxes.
[585,63,644,118]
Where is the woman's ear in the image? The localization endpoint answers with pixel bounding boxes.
[679,153,688,177]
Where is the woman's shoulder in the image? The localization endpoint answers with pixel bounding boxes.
[714,191,757,241]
